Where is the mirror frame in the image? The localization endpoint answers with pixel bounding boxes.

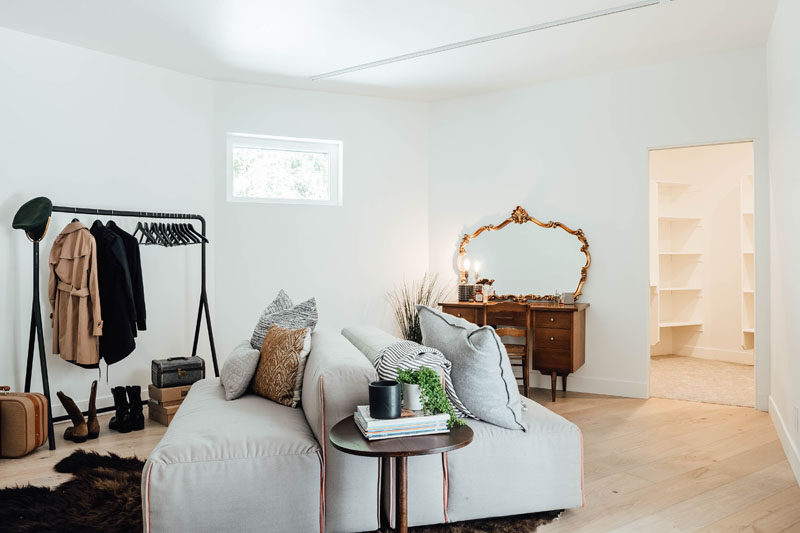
[457,205,591,302]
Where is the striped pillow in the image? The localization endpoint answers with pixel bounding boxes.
[250,294,318,349]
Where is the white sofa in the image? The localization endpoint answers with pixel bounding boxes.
[143,326,583,532]
[342,325,584,527]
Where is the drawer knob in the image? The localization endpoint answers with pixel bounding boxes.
[550,336,555,341]
[550,317,555,322]
[457,313,462,317]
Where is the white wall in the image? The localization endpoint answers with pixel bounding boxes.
[766,0,800,484]
[0,28,214,415]
[428,48,769,399]
[211,82,430,355]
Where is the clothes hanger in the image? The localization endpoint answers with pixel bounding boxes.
[178,223,198,245]
[165,223,182,246]
[181,223,200,244]
[157,222,174,247]
[172,223,192,245]
[186,222,209,243]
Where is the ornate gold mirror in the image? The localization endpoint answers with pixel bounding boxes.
[458,206,590,302]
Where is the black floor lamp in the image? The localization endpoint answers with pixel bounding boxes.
[13,197,56,450]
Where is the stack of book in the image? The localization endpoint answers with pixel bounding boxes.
[354,405,450,440]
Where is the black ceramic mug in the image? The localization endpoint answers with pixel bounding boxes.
[368,380,401,419]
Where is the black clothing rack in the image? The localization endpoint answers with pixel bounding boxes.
[24,204,218,450]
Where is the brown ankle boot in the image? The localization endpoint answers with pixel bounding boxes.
[57,391,88,443]
[87,380,99,439]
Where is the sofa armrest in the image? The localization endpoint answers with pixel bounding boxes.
[301,328,381,533]
[302,328,378,440]
[341,325,400,365]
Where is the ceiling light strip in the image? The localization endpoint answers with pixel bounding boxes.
[311,0,662,80]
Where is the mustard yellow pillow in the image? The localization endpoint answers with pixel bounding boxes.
[251,324,311,407]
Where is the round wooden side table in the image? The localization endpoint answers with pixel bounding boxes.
[329,415,473,533]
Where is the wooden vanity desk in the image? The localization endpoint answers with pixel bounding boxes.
[439,301,589,402]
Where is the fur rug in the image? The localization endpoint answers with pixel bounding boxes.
[0,450,144,533]
[0,450,561,532]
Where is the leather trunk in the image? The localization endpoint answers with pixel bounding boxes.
[151,356,205,388]
[0,388,48,457]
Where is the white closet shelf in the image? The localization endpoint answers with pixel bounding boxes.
[660,287,703,292]
[743,328,755,334]
[742,211,754,216]
[743,289,755,294]
[655,180,692,188]
[659,251,702,256]
[658,216,701,222]
[743,251,755,255]
[659,321,703,328]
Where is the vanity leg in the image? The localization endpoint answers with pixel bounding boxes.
[562,374,568,393]
[550,371,557,402]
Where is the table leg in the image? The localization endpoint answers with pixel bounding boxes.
[396,456,408,533]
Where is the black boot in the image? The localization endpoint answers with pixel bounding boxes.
[126,385,145,431]
[109,386,131,433]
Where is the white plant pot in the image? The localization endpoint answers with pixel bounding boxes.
[403,383,423,411]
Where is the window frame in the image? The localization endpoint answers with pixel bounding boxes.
[226,133,343,206]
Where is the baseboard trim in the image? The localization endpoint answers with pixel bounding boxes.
[531,373,648,399]
[769,396,800,486]
[675,345,754,365]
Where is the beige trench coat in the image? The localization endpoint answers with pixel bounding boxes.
[48,221,103,365]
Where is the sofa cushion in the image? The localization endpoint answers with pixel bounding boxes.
[143,379,322,532]
[220,340,260,400]
[250,291,318,349]
[252,325,311,407]
[445,396,584,522]
[341,325,397,365]
[417,305,524,430]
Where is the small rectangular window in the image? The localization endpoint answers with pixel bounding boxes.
[227,133,342,205]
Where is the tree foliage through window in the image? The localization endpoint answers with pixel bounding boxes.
[232,146,330,201]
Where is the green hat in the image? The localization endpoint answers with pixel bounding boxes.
[13,197,53,241]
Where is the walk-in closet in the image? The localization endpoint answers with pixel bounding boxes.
[648,142,755,407]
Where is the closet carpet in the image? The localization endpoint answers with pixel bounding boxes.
[650,354,755,407]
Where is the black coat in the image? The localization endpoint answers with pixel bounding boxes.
[90,220,136,365]
[107,221,146,331]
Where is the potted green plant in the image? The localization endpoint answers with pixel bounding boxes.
[396,367,463,428]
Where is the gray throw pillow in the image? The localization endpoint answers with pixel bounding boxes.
[417,305,525,431]
[220,340,261,400]
[249,289,295,349]
[250,295,318,350]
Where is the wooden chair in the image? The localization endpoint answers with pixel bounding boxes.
[486,302,530,397]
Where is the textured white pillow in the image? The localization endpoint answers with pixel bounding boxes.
[417,305,525,430]
[220,340,261,400]
[250,295,318,350]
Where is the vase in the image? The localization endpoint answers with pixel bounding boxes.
[403,383,423,411]
[368,380,401,419]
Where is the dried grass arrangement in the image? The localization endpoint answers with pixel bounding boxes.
[388,273,449,343]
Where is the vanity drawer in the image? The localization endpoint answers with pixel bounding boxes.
[534,328,571,351]
[486,308,527,327]
[535,349,572,371]
[534,311,572,330]
[441,306,478,323]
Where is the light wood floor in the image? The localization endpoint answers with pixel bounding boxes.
[2,392,798,531]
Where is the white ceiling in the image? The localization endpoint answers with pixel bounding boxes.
[0,0,778,100]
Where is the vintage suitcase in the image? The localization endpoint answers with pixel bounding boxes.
[151,356,205,388]
[148,384,191,406]
[0,387,48,458]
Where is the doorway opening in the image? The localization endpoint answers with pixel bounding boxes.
[648,141,755,407]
